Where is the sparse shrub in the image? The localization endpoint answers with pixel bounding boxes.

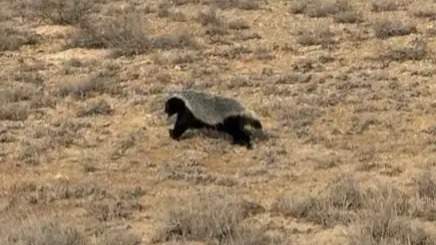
[71,12,151,55]
[382,38,428,61]
[272,178,363,227]
[157,0,171,18]
[350,215,434,245]
[29,0,93,25]
[373,19,416,39]
[0,102,30,121]
[228,19,250,30]
[77,99,112,117]
[334,10,363,23]
[210,0,262,10]
[371,0,399,12]
[289,0,352,18]
[151,32,199,50]
[416,172,436,200]
[152,50,200,65]
[96,229,142,245]
[410,2,436,19]
[0,218,87,245]
[57,73,119,98]
[155,192,267,244]
[197,7,222,26]
[0,25,39,51]
[297,23,335,47]
[288,0,308,14]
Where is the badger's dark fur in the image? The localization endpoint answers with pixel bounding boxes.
[165,90,262,149]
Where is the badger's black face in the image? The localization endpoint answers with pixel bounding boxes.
[251,120,262,130]
[165,98,185,118]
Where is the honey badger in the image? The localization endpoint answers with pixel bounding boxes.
[164,90,262,149]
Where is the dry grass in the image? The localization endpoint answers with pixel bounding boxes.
[57,72,119,98]
[71,12,151,55]
[0,103,30,121]
[373,18,417,39]
[0,217,87,245]
[296,23,335,47]
[2,0,436,243]
[209,0,263,10]
[0,25,39,51]
[416,172,436,200]
[409,2,436,19]
[289,0,352,18]
[272,178,364,227]
[155,192,275,244]
[28,0,94,25]
[371,0,399,12]
[334,10,363,23]
[350,215,434,245]
[77,98,112,117]
[381,38,429,61]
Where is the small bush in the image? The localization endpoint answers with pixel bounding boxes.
[0,102,30,121]
[272,178,363,227]
[197,7,222,26]
[382,38,428,61]
[0,218,87,245]
[350,215,434,245]
[289,0,352,17]
[77,99,112,117]
[297,23,335,47]
[155,192,267,244]
[57,73,119,98]
[210,0,262,10]
[96,229,142,245]
[0,25,39,51]
[71,12,151,55]
[416,172,436,200]
[334,10,363,23]
[151,32,199,50]
[371,0,399,12]
[373,19,416,39]
[29,0,93,25]
[410,2,436,19]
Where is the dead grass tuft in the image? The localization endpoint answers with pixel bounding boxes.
[373,18,416,39]
[57,73,119,98]
[71,12,151,55]
[409,2,436,19]
[334,10,363,24]
[210,0,262,10]
[371,0,399,12]
[0,217,87,245]
[296,22,335,47]
[0,102,30,121]
[272,178,363,227]
[155,192,269,244]
[289,0,352,18]
[29,0,94,25]
[416,172,436,200]
[382,38,429,61]
[350,215,434,245]
[77,98,112,117]
[96,229,142,245]
[0,25,39,51]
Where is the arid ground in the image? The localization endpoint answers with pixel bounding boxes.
[1,0,436,244]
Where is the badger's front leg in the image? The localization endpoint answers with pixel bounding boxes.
[169,112,189,140]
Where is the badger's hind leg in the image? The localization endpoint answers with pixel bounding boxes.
[222,117,252,149]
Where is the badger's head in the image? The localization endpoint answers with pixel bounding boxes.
[165,97,186,118]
